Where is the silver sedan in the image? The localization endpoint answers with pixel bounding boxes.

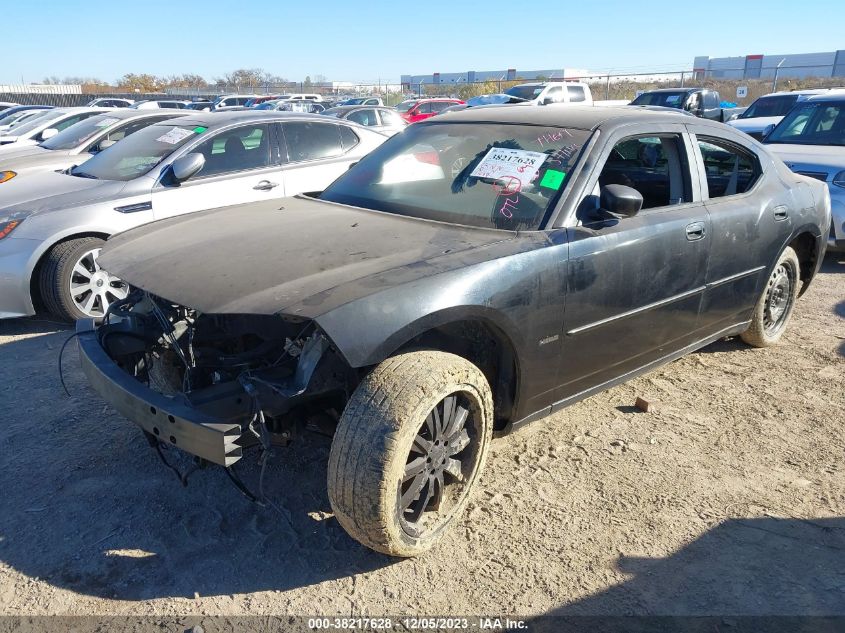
[321,105,407,136]
[0,111,388,320]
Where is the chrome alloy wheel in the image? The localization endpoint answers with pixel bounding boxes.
[69,248,129,317]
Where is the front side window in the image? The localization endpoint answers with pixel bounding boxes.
[320,122,590,231]
[72,124,202,181]
[416,102,433,115]
[544,86,564,103]
[567,86,586,103]
[192,124,272,177]
[764,101,845,146]
[704,92,719,108]
[283,122,344,162]
[697,137,760,198]
[597,135,690,209]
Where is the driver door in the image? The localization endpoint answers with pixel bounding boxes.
[556,125,711,402]
[151,122,285,220]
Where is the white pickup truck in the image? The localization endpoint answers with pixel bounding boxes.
[503,81,594,105]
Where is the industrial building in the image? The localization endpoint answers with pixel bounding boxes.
[400,68,589,90]
[693,50,845,79]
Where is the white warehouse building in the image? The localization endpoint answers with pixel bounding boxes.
[693,50,845,80]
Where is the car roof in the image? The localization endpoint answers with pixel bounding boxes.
[151,110,345,128]
[326,105,391,111]
[92,108,190,121]
[432,104,703,130]
[640,87,703,93]
[805,91,845,103]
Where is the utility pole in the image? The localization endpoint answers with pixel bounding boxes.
[772,58,786,92]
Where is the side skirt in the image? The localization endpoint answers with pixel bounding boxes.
[501,321,750,435]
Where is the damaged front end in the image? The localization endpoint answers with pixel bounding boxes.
[77,290,356,469]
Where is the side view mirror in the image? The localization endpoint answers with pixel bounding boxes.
[95,139,117,152]
[170,153,205,182]
[601,184,643,217]
[761,123,776,140]
[40,128,58,140]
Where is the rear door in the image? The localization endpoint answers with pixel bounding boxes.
[278,121,362,194]
[557,124,711,401]
[151,122,285,219]
[688,127,794,332]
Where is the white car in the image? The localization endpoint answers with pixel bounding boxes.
[130,100,189,110]
[503,81,593,106]
[0,107,108,148]
[764,92,845,252]
[728,89,838,140]
[86,97,135,108]
[212,95,260,111]
[0,107,53,134]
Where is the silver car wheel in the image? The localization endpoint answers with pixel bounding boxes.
[69,248,129,317]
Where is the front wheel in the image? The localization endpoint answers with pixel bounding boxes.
[740,246,800,347]
[40,237,129,321]
[327,351,493,556]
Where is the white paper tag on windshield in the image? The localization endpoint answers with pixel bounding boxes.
[95,117,120,128]
[155,127,193,145]
[470,148,547,189]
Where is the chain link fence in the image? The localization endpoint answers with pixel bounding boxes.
[3,66,845,110]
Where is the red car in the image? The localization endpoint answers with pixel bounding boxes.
[397,98,465,123]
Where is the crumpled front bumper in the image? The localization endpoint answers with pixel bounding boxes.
[76,319,244,466]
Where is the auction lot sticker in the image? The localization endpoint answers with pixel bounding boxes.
[470,148,547,189]
[156,127,193,145]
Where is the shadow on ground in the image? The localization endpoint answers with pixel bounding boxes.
[525,516,845,630]
[0,318,395,601]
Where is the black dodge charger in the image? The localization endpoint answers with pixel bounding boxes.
[77,105,831,556]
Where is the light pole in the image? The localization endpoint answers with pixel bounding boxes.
[772,58,786,92]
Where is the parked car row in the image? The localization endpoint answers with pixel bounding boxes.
[57,104,829,558]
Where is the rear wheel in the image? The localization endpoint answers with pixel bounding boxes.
[327,351,493,556]
[740,246,800,347]
[40,237,129,321]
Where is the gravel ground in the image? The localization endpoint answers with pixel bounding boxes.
[0,253,843,619]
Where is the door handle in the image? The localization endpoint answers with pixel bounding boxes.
[773,205,789,221]
[253,180,279,191]
[685,221,706,241]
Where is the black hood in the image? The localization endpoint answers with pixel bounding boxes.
[100,196,514,317]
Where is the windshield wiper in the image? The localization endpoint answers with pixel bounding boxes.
[70,167,98,179]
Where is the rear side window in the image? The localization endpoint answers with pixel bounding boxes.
[567,86,586,102]
[347,109,377,126]
[339,125,359,151]
[284,121,344,161]
[704,92,719,108]
[696,137,760,198]
[378,110,404,127]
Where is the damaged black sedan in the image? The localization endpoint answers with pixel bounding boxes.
[78,106,830,556]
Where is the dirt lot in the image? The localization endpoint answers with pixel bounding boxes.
[0,254,843,620]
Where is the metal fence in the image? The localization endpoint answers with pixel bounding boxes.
[3,66,845,110]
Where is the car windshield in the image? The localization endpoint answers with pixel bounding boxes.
[630,91,687,108]
[740,95,800,119]
[320,122,590,230]
[70,123,202,181]
[505,85,544,100]
[764,101,845,146]
[0,109,44,127]
[40,114,121,150]
[395,100,417,113]
[1,110,62,136]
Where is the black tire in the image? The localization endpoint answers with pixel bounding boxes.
[740,246,800,348]
[40,237,128,322]
[327,351,493,556]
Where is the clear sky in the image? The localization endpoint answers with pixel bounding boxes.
[4,0,844,85]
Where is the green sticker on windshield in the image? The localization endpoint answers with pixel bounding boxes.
[193,126,207,134]
[540,169,566,190]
